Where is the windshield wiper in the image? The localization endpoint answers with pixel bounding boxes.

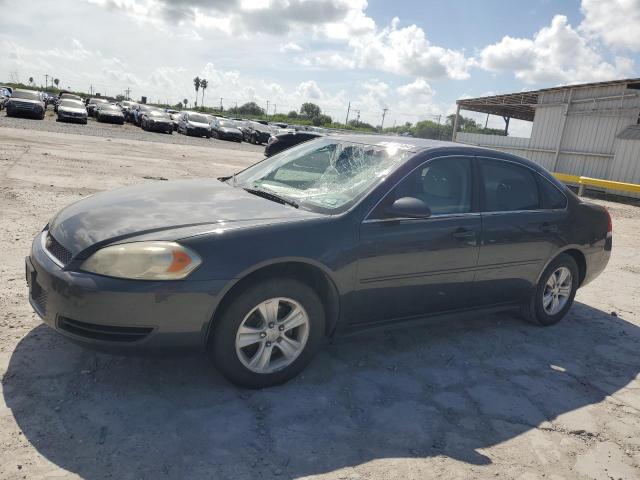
[243,187,299,209]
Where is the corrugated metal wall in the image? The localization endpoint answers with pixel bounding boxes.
[456,82,640,197]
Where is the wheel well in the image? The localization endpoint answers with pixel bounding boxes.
[562,249,586,286]
[208,262,340,340]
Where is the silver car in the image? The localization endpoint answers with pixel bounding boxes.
[56,99,88,124]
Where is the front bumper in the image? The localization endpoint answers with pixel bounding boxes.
[187,127,211,137]
[27,232,229,351]
[58,112,87,123]
[219,131,243,141]
[7,104,43,117]
[147,122,172,132]
[100,114,124,123]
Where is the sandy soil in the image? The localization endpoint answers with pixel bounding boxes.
[0,126,639,480]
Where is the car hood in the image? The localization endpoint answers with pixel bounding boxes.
[220,127,242,134]
[189,121,210,129]
[60,106,86,114]
[48,179,315,255]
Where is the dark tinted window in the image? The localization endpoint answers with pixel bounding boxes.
[480,159,539,212]
[538,176,567,209]
[378,157,472,217]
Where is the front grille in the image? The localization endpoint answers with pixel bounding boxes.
[32,283,47,314]
[45,233,73,265]
[57,317,154,343]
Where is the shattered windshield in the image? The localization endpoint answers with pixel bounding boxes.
[232,138,413,213]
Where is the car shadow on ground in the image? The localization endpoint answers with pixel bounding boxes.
[3,302,639,479]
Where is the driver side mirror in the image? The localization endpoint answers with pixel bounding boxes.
[385,197,431,219]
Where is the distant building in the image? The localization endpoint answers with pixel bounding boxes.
[453,78,640,197]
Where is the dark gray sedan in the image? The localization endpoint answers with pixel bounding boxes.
[6,89,45,119]
[26,136,611,388]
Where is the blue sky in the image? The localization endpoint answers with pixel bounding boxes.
[2,0,639,135]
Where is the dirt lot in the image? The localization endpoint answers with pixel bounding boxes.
[0,125,639,480]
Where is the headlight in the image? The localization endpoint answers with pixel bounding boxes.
[81,241,202,280]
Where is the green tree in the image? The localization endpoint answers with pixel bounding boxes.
[300,102,321,119]
[229,102,265,116]
[200,79,208,107]
[183,98,188,108]
[53,78,59,88]
[312,113,332,126]
[287,110,298,119]
[193,76,200,107]
[28,76,34,86]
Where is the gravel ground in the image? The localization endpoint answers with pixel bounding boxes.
[0,106,264,152]
[0,126,639,480]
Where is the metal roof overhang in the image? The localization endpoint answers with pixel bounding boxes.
[456,78,640,123]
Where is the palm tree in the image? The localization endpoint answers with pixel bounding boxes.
[53,78,59,89]
[183,99,188,108]
[200,79,208,108]
[193,76,200,108]
[28,76,34,86]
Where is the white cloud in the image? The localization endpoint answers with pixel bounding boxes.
[397,78,434,100]
[348,18,472,80]
[279,42,303,53]
[580,0,640,52]
[479,15,634,84]
[296,80,323,100]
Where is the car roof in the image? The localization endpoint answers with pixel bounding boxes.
[325,134,458,152]
[322,134,551,174]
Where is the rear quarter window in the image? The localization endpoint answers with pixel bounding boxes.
[537,176,568,209]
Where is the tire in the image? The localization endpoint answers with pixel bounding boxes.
[209,278,326,388]
[521,253,579,326]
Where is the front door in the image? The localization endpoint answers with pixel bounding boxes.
[355,156,480,325]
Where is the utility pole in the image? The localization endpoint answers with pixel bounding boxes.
[219,97,224,111]
[273,104,276,116]
[345,101,351,125]
[380,108,388,131]
[124,87,131,101]
[44,74,49,90]
[354,110,360,123]
[266,100,270,118]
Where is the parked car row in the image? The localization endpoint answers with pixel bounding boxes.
[1,87,330,155]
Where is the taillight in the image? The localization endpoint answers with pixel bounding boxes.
[606,209,612,233]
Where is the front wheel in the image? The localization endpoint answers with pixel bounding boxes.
[521,253,579,326]
[209,278,326,388]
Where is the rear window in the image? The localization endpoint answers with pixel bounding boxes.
[188,113,209,123]
[12,90,40,100]
[480,159,540,212]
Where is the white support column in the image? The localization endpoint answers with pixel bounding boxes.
[552,88,573,172]
[452,104,461,141]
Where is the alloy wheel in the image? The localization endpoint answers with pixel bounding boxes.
[235,297,310,374]
[543,266,572,315]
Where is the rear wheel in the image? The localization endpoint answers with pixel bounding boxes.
[209,278,325,388]
[521,253,579,326]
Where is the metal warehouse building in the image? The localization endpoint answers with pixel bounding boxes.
[452,78,640,198]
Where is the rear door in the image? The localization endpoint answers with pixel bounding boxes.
[355,156,481,325]
[471,157,568,306]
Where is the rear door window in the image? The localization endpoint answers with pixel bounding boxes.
[479,159,540,212]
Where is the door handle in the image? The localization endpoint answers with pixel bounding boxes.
[452,228,476,239]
